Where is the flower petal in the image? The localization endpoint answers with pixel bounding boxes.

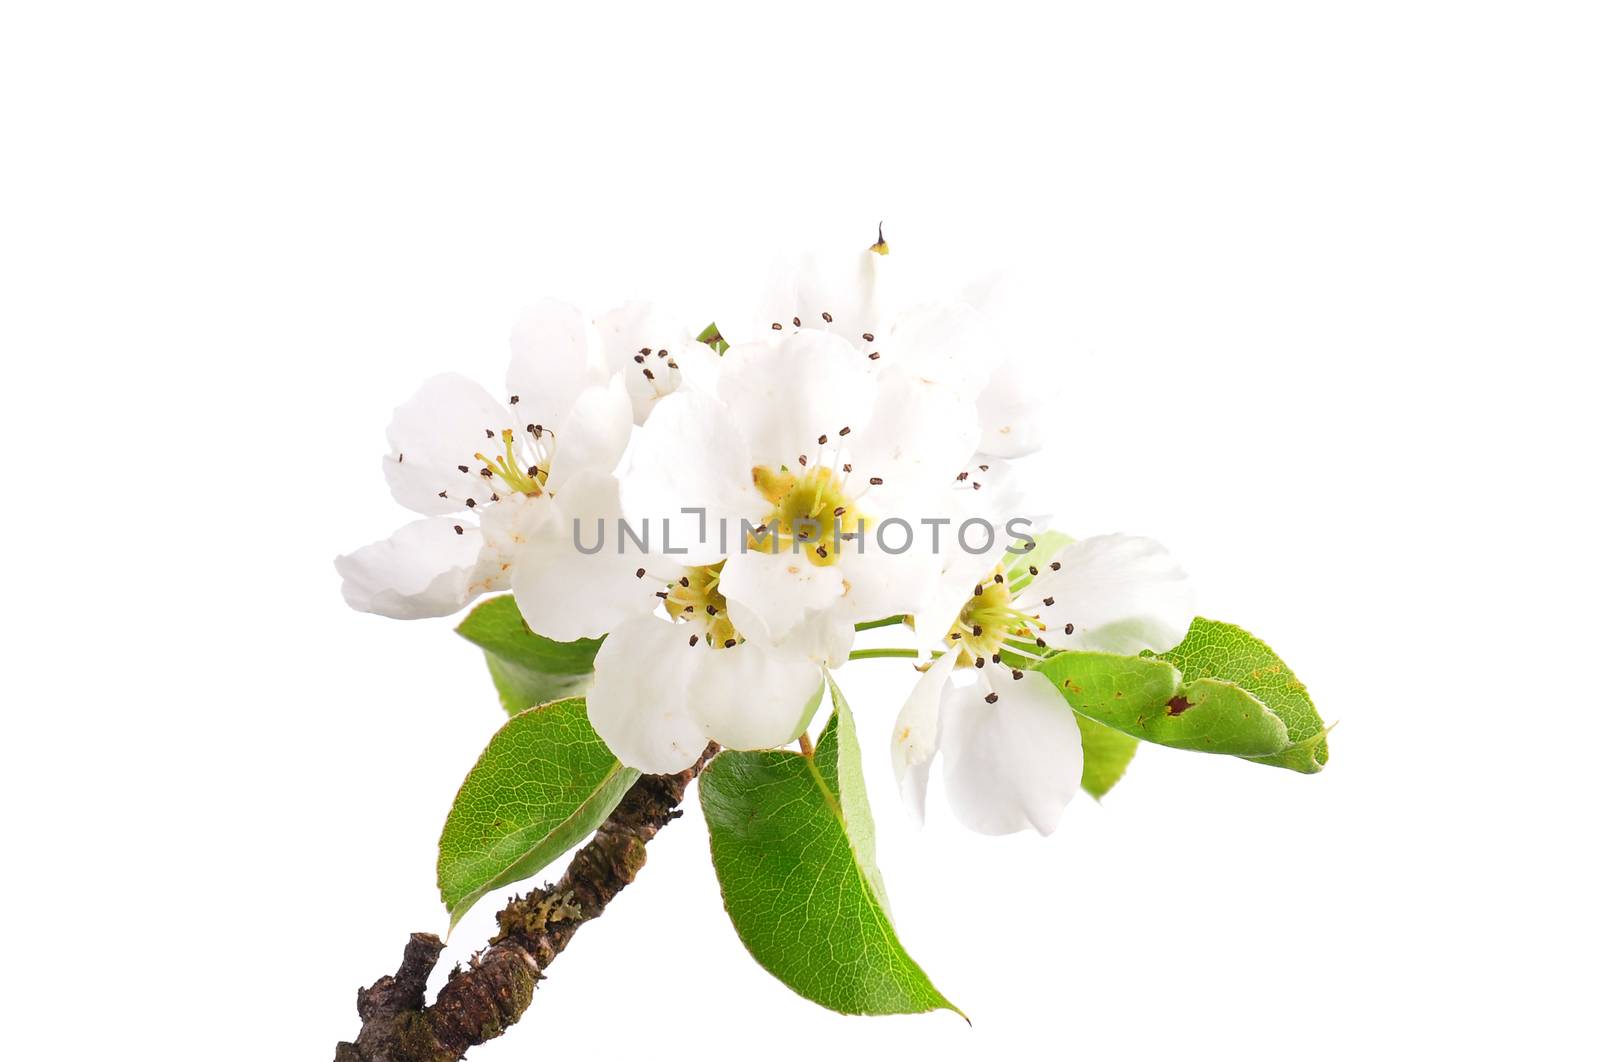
[506,298,604,436]
[879,300,992,394]
[512,468,665,642]
[1019,534,1197,655]
[719,547,845,646]
[975,359,1053,458]
[383,373,515,516]
[890,651,959,825]
[774,612,856,669]
[618,389,762,565]
[939,670,1083,836]
[335,516,488,619]
[849,367,980,492]
[717,330,876,469]
[542,376,633,493]
[830,540,942,628]
[587,615,708,774]
[690,641,823,752]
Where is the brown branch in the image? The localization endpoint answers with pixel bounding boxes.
[334,746,716,1062]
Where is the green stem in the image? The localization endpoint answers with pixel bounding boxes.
[847,647,921,661]
[853,614,908,632]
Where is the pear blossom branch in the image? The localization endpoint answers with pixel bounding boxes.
[333,745,717,1062]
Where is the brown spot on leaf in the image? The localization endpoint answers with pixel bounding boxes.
[1166,695,1193,716]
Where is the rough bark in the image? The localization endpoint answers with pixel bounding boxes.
[334,746,715,1062]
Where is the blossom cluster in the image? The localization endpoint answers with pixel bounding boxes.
[337,241,1196,835]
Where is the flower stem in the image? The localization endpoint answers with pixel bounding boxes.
[853,615,908,632]
[797,733,814,756]
[847,647,921,661]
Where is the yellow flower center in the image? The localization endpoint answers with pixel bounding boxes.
[475,427,550,497]
[748,465,867,566]
[942,565,1048,668]
[663,563,741,648]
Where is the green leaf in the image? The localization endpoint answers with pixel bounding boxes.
[696,321,730,355]
[1158,618,1330,773]
[1078,715,1138,799]
[1034,618,1329,775]
[437,697,638,927]
[456,595,603,715]
[1036,649,1291,757]
[699,690,959,1017]
[819,678,889,910]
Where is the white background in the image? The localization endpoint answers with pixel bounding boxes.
[3,3,1596,1059]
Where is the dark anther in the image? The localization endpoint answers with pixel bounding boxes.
[821,311,833,322]
[723,638,737,648]
[862,332,875,342]
[453,525,464,535]
[465,498,477,508]
[458,464,469,473]
[635,568,646,578]
[869,476,883,485]
[1011,669,1024,680]
[510,395,520,404]
[1043,596,1055,606]
[1063,623,1075,635]
[985,691,999,704]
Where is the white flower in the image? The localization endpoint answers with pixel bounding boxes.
[336,299,632,623]
[891,533,1196,835]
[584,566,831,774]
[590,301,720,424]
[619,327,981,659]
[720,235,1056,459]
